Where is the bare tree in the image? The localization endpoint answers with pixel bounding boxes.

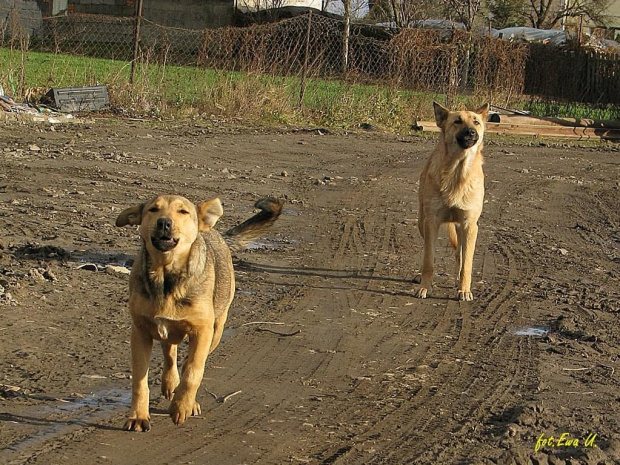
[486,0,525,28]
[390,0,437,27]
[249,0,286,11]
[365,0,437,26]
[526,0,611,29]
[442,0,483,30]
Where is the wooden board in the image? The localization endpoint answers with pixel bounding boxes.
[416,121,620,140]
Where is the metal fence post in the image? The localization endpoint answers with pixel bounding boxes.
[130,0,144,85]
[298,11,312,108]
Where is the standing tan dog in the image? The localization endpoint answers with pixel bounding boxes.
[415,102,488,301]
[116,195,282,431]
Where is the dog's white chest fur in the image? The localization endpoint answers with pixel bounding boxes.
[154,317,171,340]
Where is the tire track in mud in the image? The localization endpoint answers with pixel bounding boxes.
[318,177,544,464]
[423,184,544,460]
[308,182,480,463]
[418,240,541,463]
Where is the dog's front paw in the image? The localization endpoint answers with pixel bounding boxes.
[123,417,151,432]
[169,398,201,425]
[416,288,428,299]
[457,290,474,301]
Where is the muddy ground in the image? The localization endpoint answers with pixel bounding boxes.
[0,118,619,465]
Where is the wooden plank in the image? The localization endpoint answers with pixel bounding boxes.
[415,121,620,140]
[487,114,620,129]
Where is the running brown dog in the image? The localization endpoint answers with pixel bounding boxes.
[116,195,282,431]
[415,102,489,301]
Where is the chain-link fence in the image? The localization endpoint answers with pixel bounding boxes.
[1,4,617,119]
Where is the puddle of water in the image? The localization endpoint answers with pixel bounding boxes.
[514,326,550,337]
[246,238,299,251]
[2,388,130,463]
[70,249,134,268]
[246,241,277,251]
[283,208,301,216]
[236,289,258,296]
[50,388,130,413]
[221,327,239,343]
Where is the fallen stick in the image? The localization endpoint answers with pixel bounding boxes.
[241,321,285,327]
[205,389,243,403]
[255,327,301,337]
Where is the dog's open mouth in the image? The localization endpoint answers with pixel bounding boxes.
[457,137,478,149]
[152,236,179,251]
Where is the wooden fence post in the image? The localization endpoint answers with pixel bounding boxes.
[342,0,351,74]
[130,0,144,85]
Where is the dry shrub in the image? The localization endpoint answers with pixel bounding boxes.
[471,36,527,105]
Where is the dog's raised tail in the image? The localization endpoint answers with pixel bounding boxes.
[224,197,283,251]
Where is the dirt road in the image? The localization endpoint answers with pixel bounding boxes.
[1,119,619,464]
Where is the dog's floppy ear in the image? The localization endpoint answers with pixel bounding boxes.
[475,103,490,121]
[197,198,223,231]
[433,101,449,128]
[116,203,145,227]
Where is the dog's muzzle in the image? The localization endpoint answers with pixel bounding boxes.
[151,217,179,251]
[456,127,479,149]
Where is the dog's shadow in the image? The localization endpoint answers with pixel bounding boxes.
[235,260,412,284]
[234,260,445,299]
[0,411,123,432]
[10,243,134,267]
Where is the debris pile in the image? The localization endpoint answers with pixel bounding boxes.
[0,85,76,123]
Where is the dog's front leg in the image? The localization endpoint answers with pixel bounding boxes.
[417,219,440,299]
[124,325,153,432]
[169,327,213,425]
[457,221,478,301]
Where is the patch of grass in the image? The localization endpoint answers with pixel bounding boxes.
[0,48,129,89]
[522,100,619,121]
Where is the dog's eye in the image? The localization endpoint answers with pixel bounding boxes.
[179,209,190,215]
[454,118,462,125]
[474,120,480,125]
[148,207,159,213]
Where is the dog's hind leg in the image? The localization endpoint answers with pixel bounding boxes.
[447,222,462,286]
[169,327,214,426]
[209,313,229,355]
[413,206,425,285]
[161,341,180,400]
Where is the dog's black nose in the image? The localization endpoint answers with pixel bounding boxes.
[156,217,173,236]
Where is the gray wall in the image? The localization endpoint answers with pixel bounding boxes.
[72,0,234,29]
[71,0,134,17]
[0,0,48,36]
[1,0,235,37]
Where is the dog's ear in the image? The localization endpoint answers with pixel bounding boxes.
[197,198,223,231]
[433,101,449,128]
[475,103,490,121]
[116,203,145,227]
